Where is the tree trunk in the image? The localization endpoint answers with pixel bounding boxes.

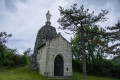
[81,26,87,79]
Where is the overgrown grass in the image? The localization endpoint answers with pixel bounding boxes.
[0,66,118,80]
[73,72,118,80]
[0,65,46,80]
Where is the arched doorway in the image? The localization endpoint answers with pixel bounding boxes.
[54,55,63,76]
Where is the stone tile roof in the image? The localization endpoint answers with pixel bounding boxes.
[31,22,57,70]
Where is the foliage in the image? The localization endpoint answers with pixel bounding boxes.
[23,48,32,65]
[0,47,29,68]
[58,4,108,32]
[106,21,120,54]
[0,32,12,52]
[110,63,120,78]
[71,26,107,61]
[113,55,120,64]
[72,59,82,72]
[72,59,120,78]
[0,32,30,68]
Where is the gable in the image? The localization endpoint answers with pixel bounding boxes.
[38,34,71,52]
[45,34,71,53]
[52,34,71,45]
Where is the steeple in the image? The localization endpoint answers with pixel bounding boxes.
[46,10,51,25]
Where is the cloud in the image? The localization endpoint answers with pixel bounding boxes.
[75,0,120,27]
[0,0,70,54]
[0,0,120,54]
[5,0,17,12]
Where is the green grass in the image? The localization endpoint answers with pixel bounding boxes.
[73,72,118,80]
[0,65,46,80]
[0,66,118,80]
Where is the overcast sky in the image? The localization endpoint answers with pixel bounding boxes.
[0,0,120,54]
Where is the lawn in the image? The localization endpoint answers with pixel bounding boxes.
[0,65,46,80]
[0,66,118,80]
[73,72,118,80]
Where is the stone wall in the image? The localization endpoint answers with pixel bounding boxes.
[37,45,47,75]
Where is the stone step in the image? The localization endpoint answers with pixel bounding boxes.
[47,76,77,80]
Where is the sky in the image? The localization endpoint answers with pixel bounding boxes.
[0,0,120,54]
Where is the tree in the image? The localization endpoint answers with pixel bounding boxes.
[0,32,13,67]
[71,26,109,76]
[107,21,120,54]
[58,4,108,79]
[0,32,12,67]
[0,32,12,52]
[71,26,107,62]
[23,48,32,65]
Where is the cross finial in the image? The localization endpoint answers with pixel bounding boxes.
[46,10,51,22]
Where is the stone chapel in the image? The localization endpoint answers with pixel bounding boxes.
[31,11,72,77]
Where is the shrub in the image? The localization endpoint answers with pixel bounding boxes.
[110,63,120,78]
[72,59,120,78]
[0,48,29,69]
[72,59,82,72]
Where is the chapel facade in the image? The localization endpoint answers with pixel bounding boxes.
[31,11,72,77]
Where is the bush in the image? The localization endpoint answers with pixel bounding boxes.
[72,59,120,78]
[0,32,29,68]
[0,48,29,69]
[110,63,120,78]
[87,59,114,77]
[72,59,82,72]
